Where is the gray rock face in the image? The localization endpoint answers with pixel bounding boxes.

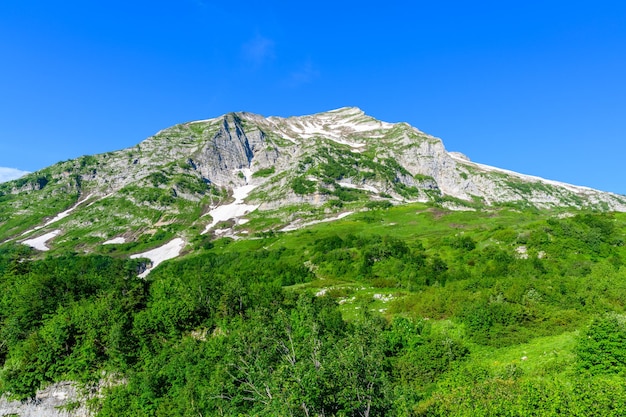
[24,106,623,212]
[0,382,91,417]
[4,106,626,252]
[193,114,280,187]
[6,108,626,416]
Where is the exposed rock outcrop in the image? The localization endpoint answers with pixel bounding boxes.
[4,107,626,252]
[0,382,92,417]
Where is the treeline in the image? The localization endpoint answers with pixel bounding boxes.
[0,211,626,415]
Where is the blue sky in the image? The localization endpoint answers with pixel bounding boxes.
[1,1,625,193]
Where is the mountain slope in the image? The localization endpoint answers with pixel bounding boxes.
[1,107,625,256]
[3,108,626,416]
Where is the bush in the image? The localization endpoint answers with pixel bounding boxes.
[577,313,626,374]
[291,177,316,195]
[366,200,393,210]
[252,167,275,178]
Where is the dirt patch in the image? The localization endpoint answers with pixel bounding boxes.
[427,207,448,219]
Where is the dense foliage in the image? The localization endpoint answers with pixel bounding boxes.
[2,206,626,415]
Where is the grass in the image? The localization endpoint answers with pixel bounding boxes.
[4,112,626,414]
[470,331,579,378]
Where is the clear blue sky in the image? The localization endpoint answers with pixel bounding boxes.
[1,1,625,193]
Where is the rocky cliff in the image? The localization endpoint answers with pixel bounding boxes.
[1,107,625,256]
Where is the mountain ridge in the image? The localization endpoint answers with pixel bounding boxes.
[1,107,625,256]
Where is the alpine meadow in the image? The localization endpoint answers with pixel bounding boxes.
[2,108,626,416]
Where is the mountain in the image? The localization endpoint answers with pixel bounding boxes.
[4,107,626,416]
[1,107,625,259]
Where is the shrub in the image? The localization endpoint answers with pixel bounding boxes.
[252,167,276,178]
[291,177,316,195]
[577,313,626,374]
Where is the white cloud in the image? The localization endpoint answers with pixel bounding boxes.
[0,167,30,183]
[241,34,275,67]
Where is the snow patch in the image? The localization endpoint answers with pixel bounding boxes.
[264,108,393,150]
[276,107,393,150]
[103,237,126,245]
[280,211,354,232]
[88,193,112,207]
[43,195,90,227]
[20,194,92,237]
[337,181,380,194]
[441,202,476,212]
[202,184,259,234]
[22,230,61,251]
[448,151,470,161]
[131,238,185,278]
[239,168,253,184]
[449,153,594,194]
[187,116,219,125]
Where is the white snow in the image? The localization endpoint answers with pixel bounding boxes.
[338,296,356,305]
[188,116,219,125]
[449,153,595,194]
[43,195,91,227]
[273,107,394,150]
[103,237,126,245]
[20,227,40,237]
[202,183,259,234]
[22,230,61,251]
[20,194,92,237]
[280,211,354,232]
[240,168,253,183]
[202,170,258,234]
[337,181,380,194]
[263,108,394,149]
[441,202,477,212]
[264,118,295,142]
[87,193,112,207]
[130,237,185,278]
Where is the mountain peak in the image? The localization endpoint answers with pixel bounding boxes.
[4,107,626,256]
[325,106,366,115]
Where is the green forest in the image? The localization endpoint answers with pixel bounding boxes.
[2,203,626,416]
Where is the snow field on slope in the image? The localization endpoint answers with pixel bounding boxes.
[22,230,61,251]
[202,169,258,234]
[131,237,185,278]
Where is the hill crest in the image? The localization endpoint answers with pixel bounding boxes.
[1,108,625,255]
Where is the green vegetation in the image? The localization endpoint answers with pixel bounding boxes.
[1,204,626,415]
[291,176,317,195]
[290,143,444,201]
[0,111,625,415]
[505,178,553,195]
[414,173,435,182]
[252,166,276,178]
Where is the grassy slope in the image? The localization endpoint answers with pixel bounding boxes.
[212,203,626,374]
[2,197,626,415]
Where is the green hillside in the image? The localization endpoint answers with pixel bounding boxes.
[2,201,626,415]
